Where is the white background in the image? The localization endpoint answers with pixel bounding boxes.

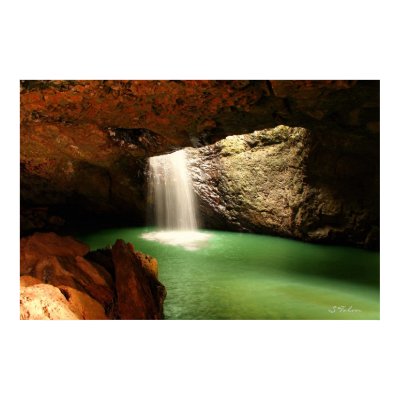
[1,1,398,399]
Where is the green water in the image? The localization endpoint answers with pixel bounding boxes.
[78,227,379,320]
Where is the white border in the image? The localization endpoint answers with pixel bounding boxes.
[2,1,398,399]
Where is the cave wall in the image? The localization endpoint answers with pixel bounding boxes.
[20,80,379,242]
[186,126,379,249]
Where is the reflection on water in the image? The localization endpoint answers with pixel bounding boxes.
[78,227,380,320]
[141,230,212,250]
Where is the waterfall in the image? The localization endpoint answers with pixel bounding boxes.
[141,149,211,250]
[148,149,198,230]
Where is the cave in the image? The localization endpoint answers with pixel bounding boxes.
[20,80,379,320]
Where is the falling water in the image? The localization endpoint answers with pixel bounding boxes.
[149,149,198,230]
[141,149,211,250]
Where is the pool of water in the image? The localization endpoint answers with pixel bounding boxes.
[77,227,379,320]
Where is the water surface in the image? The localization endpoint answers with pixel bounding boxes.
[78,227,379,320]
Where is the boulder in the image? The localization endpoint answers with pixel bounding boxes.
[20,233,165,320]
[186,125,379,248]
[20,283,79,320]
[26,254,114,309]
[58,286,108,320]
[112,239,166,319]
[20,275,42,287]
[135,251,158,278]
[20,232,89,274]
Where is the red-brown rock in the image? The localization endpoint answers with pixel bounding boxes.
[20,275,43,287]
[20,283,79,320]
[20,232,114,313]
[20,233,165,319]
[20,232,89,274]
[135,251,159,278]
[57,285,108,320]
[112,239,166,319]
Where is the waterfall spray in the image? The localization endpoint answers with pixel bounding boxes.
[141,149,211,250]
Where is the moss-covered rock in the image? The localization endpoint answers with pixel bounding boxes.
[186,125,379,249]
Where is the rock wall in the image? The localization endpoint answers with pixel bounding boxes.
[186,126,379,249]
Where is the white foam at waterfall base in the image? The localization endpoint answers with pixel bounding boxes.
[141,230,212,251]
[141,149,212,250]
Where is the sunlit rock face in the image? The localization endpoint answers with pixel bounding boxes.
[20,80,379,240]
[20,232,166,319]
[186,126,379,249]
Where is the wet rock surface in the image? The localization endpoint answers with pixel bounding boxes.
[20,232,166,320]
[186,126,379,249]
